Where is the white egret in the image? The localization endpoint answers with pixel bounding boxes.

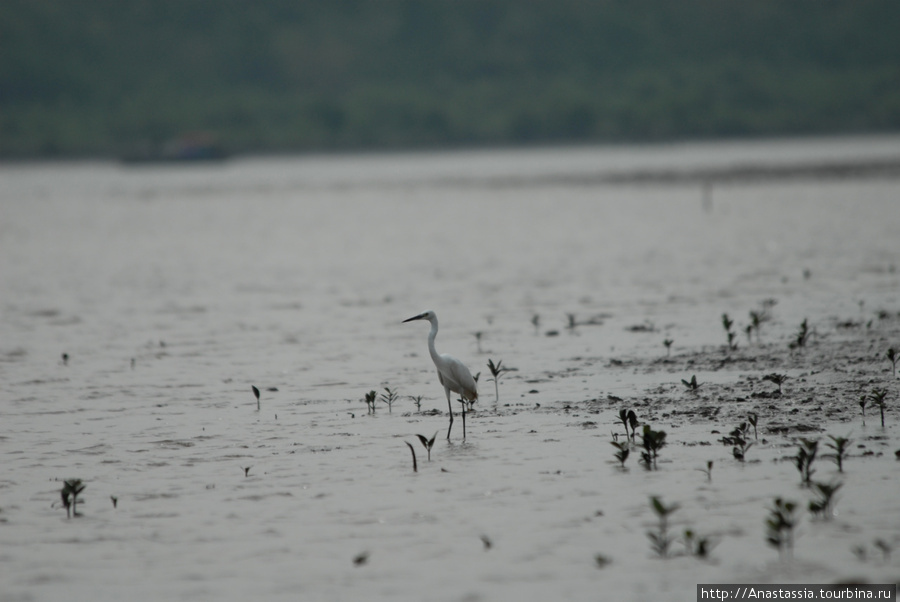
[403,310,478,440]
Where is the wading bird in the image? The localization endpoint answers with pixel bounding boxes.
[403,310,478,440]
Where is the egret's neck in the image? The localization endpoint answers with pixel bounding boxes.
[427,317,441,363]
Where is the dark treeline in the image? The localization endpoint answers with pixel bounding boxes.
[2,0,900,158]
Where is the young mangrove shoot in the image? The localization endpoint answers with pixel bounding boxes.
[404,441,418,473]
[868,388,888,427]
[380,387,400,413]
[611,440,630,470]
[61,479,86,518]
[486,358,508,403]
[647,496,680,558]
[794,438,819,487]
[415,431,438,461]
[682,375,701,392]
[766,497,798,561]
[886,347,898,378]
[823,435,852,472]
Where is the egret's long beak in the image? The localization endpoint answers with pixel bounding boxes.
[402,313,426,323]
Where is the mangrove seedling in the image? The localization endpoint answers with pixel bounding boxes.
[380,387,400,413]
[749,308,771,343]
[682,375,701,392]
[682,529,715,559]
[789,318,810,349]
[627,410,639,441]
[823,435,852,472]
[808,480,842,520]
[765,497,798,560]
[873,539,894,561]
[364,390,377,414]
[486,358,508,402]
[415,431,438,461]
[748,412,759,441]
[647,496,680,558]
[566,313,578,331]
[722,313,738,350]
[408,395,424,412]
[110,495,118,509]
[611,440,630,469]
[243,466,251,477]
[404,441,418,473]
[531,313,540,334]
[887,347,898,378]
[859,395,867,426]
[663,338,673,357]
[252,385,260,411]
[722,422,753,461]
[868,388,888,427]
[617,408,637,440]
[731,430,754,463]
[473,331,484,354]
[763,373,788,394]
[640,425,667,470]
[61,479,86,518]
[793,438,819,487]
[696,460,713,482]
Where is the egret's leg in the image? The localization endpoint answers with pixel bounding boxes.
[445,389,454,440]
[461,401,466,440]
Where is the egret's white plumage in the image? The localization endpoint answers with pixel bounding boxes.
[403,310,477,439]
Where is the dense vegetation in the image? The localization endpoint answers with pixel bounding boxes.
[2,0,899,157]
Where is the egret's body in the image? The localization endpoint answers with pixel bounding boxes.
[403,310,477,440]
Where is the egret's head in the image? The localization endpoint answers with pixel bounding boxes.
[402,310,435,323]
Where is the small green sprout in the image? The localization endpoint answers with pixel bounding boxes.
[663,338,673,357]
[859,395,867,426]
[364,390,377,414]
[681,375,701,392]
[616,408,636,441]
[696,460,713,482]
[823,435,852,472]
[722,313,738,350]
[611,440,630,469]
[647,496,680,558]
[60,479,86,518]
[640,425,667,470]
[868,388,888,427]
[380,387,400,413]
[404,441,417,473]
[486,358,508,402]
[789,318,810,349]
[765,497,798,560]
[794,438,819,487]
[747,412,759,440]
[408,395,424,412]
[762,373,788,394]
[887,348,898,377]
[682,529,715,559]
[252,385,260,411]
[808,480,842,520]
[415,431,438,461]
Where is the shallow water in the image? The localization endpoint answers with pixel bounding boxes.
[2,137,899,601]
